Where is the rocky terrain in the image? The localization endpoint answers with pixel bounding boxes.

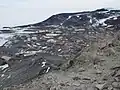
[0,8,120,90]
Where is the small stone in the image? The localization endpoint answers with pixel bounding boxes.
[79,67,85,72]
[112,82,120,88]
[82,76,91,80]
[95,69,102,74]
[95,84,105,90]
[73,76,81,80]
[0,58,6,66]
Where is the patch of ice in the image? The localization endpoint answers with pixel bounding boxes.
[77,15,79,18]
[0,33,13,39]
[1,56,11,61]
[27,44,32,47]
[0,39,8,46]
[27,38,31,41]
[75,29,85,32]
[41,62,46,67]
[23,50,42,56]
[67,16,72,20]
[60,15,72,25]
[107,25,113,28]
[0,64,9,70]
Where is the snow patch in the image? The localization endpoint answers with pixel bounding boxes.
[1,56,11,61]
[113,17,117,20]
[67,16,72,20]
[93,16,117,27]
[1,74,5,77]
[47,39,56,43]
[0,64,9,70]
[46,67,50,73]
[58,49,62,52]
[89,19,92,23]
[41,62,46,67]
[0,33,14,46]
[46,33,60,37]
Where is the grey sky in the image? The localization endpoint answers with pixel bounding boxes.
[0,0,120,27]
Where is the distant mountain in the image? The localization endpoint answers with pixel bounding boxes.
[9,8,120,30]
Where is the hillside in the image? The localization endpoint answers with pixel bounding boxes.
[0,8,120,90]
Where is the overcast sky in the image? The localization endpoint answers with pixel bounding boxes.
[0,0,120,27]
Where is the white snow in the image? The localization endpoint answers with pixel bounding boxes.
[46,33,60,37]
[41,62,46,67]
[42,46,47,49]
[1,74,5,77]
[1,56,11,61]
[58,49,62,52]
[0,39,7,46]
[93,15,118,27]
[46,67,50,73]
[0,33,14,46]
[47,39,56,43]
[15,29,35,34]
[113,17,117,20]
[67,16,72,20]
[0,64,9,70]
[32,37,37,40]
[89,19,92,23]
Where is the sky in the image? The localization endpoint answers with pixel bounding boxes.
[0,0,120,27]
